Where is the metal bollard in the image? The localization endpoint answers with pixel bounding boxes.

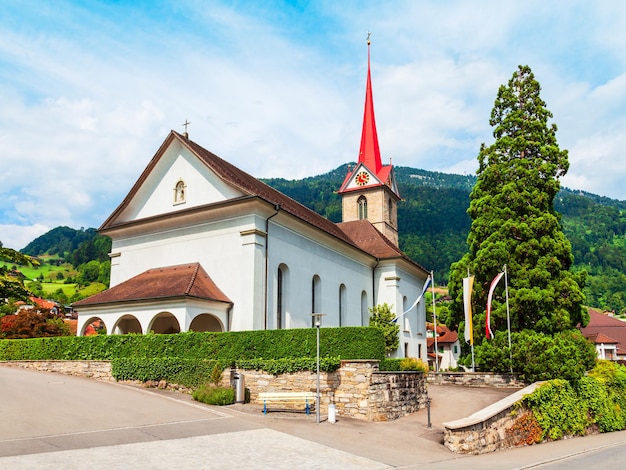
[426,397,432,429]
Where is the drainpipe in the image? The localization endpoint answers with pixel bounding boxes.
[226,304,232,332]
[264,204,281,330]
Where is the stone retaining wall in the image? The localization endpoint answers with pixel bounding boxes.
[428,372,525,388]
[233,360,427,421]
[443,383,541,454]
[0,360,114,381]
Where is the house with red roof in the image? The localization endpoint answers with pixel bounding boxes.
[15,296,59,313]
[427,323,460,371]
[73,40,431,359]
[579,308,626,361]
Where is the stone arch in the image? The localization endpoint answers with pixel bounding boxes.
[113,315,142,335]
[148,312,181,334]
[80,316,107,336]
[189,314,224,332]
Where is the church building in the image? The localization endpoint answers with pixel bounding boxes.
[74,41,431,359]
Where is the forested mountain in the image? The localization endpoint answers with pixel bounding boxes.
[22,226,98,257]
[264,165,626,314]
[17,165,626,313]
[21,227,111,265]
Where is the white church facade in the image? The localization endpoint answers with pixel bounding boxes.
[74,42,431,359]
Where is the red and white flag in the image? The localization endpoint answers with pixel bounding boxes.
[486,272,505,339]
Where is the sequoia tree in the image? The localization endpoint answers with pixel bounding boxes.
[448,65,587,339]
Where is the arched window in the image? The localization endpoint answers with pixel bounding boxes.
[174,179,186,204]
[339,284,346,327]
[277,264,289,329]
[361,290,368,326]
[357,196,368,220]
[277,266,284,329]
[312,275,321,327]
[388,198,393,222]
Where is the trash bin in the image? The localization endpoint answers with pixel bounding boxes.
[232,371,245,403]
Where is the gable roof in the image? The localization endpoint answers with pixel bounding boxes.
[337,219,428,274]
[426,323,459,345]
[101,131,355,248]
[585,332,619,345]
[73,263,231,307]
[579,308,626,352]
[101,131,426,272]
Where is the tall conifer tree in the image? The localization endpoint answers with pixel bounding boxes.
[448,65,588,338]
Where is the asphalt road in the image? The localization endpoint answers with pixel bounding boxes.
[1,366,625,469]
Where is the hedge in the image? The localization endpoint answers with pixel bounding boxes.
[0,327,386,363]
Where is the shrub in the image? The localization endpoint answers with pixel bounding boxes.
[399,357,429,373]
[473,329,596,382]
[523,379,588,440]
[192,385,235,406]
[379,358,402,371]
[378,357,428,372]
[518,362,626,440]
[209,362,223,386]
[368,303,399,354]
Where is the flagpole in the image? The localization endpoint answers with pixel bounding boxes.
[468,268,475,372]
[504,264,512,373]
[431,271,438,372]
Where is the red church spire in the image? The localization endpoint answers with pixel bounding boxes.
[359,34,382,174]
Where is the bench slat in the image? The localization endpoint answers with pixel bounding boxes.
[257,392,316,415]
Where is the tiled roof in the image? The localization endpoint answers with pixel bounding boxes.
[579,308,626,352]
[102,131,427,272]
[426,323,459,345]
[102,131,356,249]
[585,332,619,344]
[337,220,427,275]
[29,296,57,309]
[181,133,359,246]
[73,263,231,307]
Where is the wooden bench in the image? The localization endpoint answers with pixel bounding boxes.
[257,392,316,415]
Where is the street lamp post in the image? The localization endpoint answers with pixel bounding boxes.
[312,313,326,424]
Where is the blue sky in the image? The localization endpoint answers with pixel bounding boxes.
[2,1,626,250]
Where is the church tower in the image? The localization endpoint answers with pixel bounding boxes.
[338,36,401,246]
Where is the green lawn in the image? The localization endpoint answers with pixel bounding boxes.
[3,258,106,301]
[2,258,77,282]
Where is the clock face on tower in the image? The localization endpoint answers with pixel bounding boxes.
[355,171,370,186]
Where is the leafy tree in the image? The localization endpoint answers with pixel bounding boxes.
[472,329,596,382]
[448,65,587,340]
[368,303,399,354]
[0,307,71,339]
[0,242,39,303]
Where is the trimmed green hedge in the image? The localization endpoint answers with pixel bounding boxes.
[236,356,342,375]
[111,358,231,387]
[0,327,385,362]
[111,356,344,386]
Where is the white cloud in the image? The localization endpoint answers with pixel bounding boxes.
[2,0,626,250]
[0,224,50,251]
